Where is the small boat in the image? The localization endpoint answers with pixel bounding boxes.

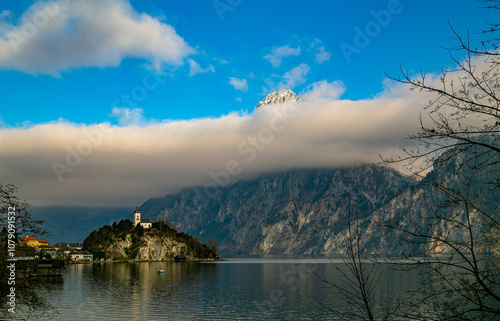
[157,270,164,274]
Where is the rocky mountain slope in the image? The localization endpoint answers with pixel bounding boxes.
[257,88,300,108]
[139,86,499,255]
[140,145,499,255]
[363,143,500,255]
[141,165,413,254]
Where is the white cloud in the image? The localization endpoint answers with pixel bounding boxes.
[278,63,310,89]
[229,77,248,92]
[235,97,242,102]
[315,46,331,64]
[188,59,215,76]
[110,107,145,126]
[1,55,493,207]
[0,0,194,75]
[301,80,346,100]
[0,87,430,206]
[264,45,301,68]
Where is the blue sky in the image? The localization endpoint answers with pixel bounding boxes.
[0,0,494,126]
[0,0,496,206]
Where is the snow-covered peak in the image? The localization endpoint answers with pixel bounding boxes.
[257,88,300,108]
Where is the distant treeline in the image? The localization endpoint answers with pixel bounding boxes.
[83,219,218,260]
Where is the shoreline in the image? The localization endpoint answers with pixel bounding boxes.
[69,258,225,264]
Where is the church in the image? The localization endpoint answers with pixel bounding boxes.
[133,207,152,229]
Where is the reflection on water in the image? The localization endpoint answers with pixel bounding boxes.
[32,256,421,320]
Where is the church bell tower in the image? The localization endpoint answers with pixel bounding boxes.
[134,206,141,226]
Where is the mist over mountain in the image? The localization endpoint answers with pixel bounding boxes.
[31,90,499,255]
[3,85,426,206]
[34,142,499,254]
[140,165,413,254]
[139,143,499,255]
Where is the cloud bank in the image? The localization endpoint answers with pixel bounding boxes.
[0,83,432,206]
[0,0,194,75]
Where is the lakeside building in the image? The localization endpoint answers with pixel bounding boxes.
[133,207,152,229]
[20,235,49,247]
[54,242,83,250]
[69,250,93,262]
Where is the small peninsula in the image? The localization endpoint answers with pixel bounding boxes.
[83,208,218,261]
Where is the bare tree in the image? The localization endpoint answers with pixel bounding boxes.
[0,183,56,319]
[385,158,500,320]
[382,2,500,320]
[0,183,48,237]
[316,197,393,321]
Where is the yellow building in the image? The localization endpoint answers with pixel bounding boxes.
[20,235,49,247]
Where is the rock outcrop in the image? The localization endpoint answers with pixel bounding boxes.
[257,88,300,108]
[103,232,195,261]
[83,220,218,260]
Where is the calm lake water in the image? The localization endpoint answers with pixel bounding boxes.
[26,256,420,320]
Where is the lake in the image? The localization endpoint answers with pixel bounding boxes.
[23,256,421,320]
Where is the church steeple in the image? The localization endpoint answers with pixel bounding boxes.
[134,207,141,226]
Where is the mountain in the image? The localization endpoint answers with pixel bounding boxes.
[139,146,499,255]
[32,90,498,256]
[363,143,500,255]
[140,165,413,254]
[257,88,300,108]
[36,146,498,254]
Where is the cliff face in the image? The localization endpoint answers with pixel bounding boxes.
[141,143,500,255]
[102,232,194,261]
[83,219,218,261]
[141,165,413,254]
[256,88,300,108]
[364,145,500,255]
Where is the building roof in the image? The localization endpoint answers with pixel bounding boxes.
[21,235,48,244]
[70,250,93,256]
[66,243,83,247]
[21,235,37,242]
[141,219,152,224]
